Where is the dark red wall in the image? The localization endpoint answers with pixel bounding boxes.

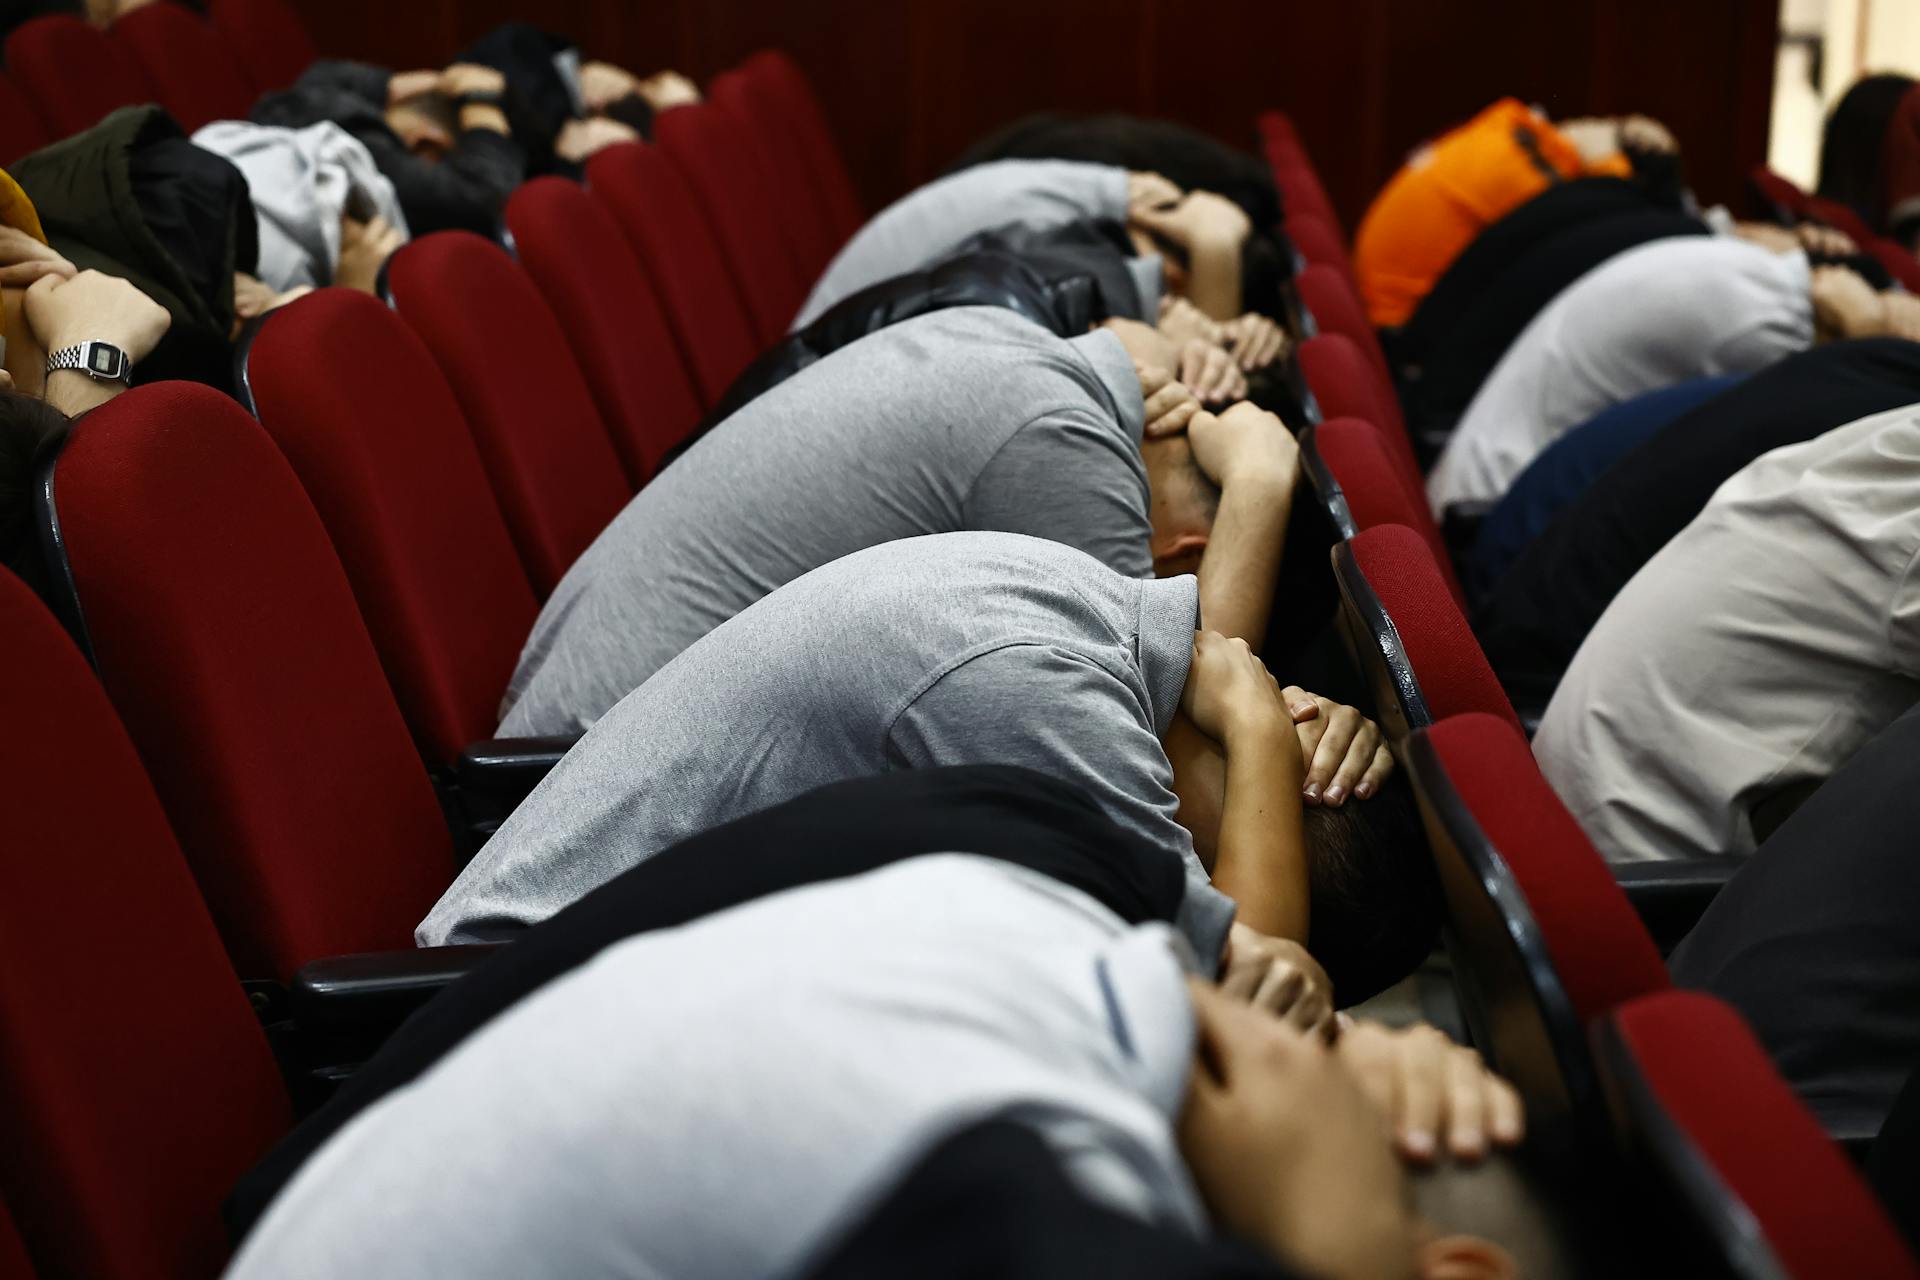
[288,0,1778,230]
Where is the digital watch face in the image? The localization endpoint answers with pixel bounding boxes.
[89,345,119,375]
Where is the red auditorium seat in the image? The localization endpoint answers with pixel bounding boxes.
[505,178,707,482]
[1296,261,1391,385]
[108,2,258,132]
[739,50,863,246]
[40,382,454,978]
[1595,992,1920,1280]
[4,15,156,138]
[1296,331,1421,495]
[1331,523,1519,738]
[1284,210,1352,279]
[654,102,809,343]
[0,74,49,165]
[1748,165,1809,224]
[1405,712,1670,1146]
[388,232,633,593]
[207,0,314,93]
[0,566,292,1278]
[1257,110,1343,236]
[240,289,541,766]
[1302,416,1464,607]
[0,1204,32,1280]
[710,66,839,283]
[587,142,762,407]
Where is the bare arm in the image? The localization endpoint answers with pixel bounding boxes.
[1190,404,1301,652]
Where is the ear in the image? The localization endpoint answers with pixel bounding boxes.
[1152,531,1209,574]
[1416,1235,1519,1280]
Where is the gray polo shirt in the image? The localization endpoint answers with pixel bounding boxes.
[500,307,1152,737]
[1535,402,1920,862]
[797,159,1134,328]
[237,857,1208,1279]
[424,532,1234,959]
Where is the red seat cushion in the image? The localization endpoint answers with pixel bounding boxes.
[4,15,155,138]
[654,102,808,344]
[50,382,454,976]
[740,50,863,244]
[711,67,838,283]
[1607,991,1920,1280]
[1297,331,1419,489]
[244,289,540,762]
[587,141,762,407]
[108,3,257,133]
[1347,524,1518,730]
[0,567,290,1278]
[1423,713,1670,1023]
[1312,417,1464,607]
[1297,261,1391,386]
[207,0,314,93]
[388,231,633,593]
[505,178,706,482]
[0,73,49,165]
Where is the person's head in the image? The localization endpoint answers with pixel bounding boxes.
[0,383,69,601]
[1818,74,1918,226]
[1141,431,1218,577]
[386,93,458,161]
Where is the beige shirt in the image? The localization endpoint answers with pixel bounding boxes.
[1534,402,1920,862]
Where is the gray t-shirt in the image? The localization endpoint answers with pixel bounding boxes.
[238,857,1208,1280]
[500,307,1152,736]
[796,159,1133,328]
[424,532,1234,958]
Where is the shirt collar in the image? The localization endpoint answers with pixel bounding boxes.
[1065,326,1146,444]
[1124,254,1164,320]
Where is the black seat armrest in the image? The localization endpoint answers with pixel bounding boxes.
[290,944,503,1032]
[452,734,581,843]
[1613,860,1738,953]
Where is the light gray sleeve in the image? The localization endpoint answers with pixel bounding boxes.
[1711,251,1814,368]
[964,408,1154,579]
[887,644,1234,961]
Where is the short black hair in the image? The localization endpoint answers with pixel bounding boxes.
[1239,230,1290,324]
[1301,773,1443,1004]
[0,390,69,602]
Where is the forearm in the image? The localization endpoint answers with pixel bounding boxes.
[1186,230,1245,321]
[43,368,124,417]
[1210,718,1309,941]
[1196,471,1295,652]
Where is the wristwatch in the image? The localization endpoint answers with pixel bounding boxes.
[45,341,132,385]
[455,90,507,111]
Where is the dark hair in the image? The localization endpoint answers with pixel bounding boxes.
[0,390,68,603]
[1817,74,1918,230]
[1301,773,1442,1004]
[1239,230,1290,322]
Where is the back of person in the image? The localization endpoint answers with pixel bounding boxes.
[1425,234,1812,514]
[1534,402,1920,863]
[1353,98,1629,329]
[499,306,1148,737]
[797,159,1129,328]
[1477,337,1920,702]
[239,855,1201,1279]
[428,532,1202,946]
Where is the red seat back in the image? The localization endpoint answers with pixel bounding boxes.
[1306,417,1464,608]
[108,2,256,132]
[243,290,540,762]
[45,382,454,977]
[1748,165,1811,223]
[654,102,807,344]
[1284,210,1351,279]
[0,567,290,1278]
[1297,331,1419,489]
[206,0,314,93]
[505,178,706,482]
[1407,713,1669,1141]
[710,66,837,283]
[1598,992,1920,1280]
[1297,261,1390,385]
[0,73,49,165]
[587,141,761,407]
[388,231,632,593]
[4,15,155,138]
[1258,110,1342,235]
[740,50,862,244]
[1333,524,1518,736]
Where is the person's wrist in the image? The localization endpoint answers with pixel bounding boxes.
[1219,453,1298,496]
[1219,697,1288,747]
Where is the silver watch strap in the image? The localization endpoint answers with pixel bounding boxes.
[45,342,130,383]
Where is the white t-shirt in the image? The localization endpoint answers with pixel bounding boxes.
[1534,403,1920,862]
[230,857,1207,1280]
[1426,238,1813,513]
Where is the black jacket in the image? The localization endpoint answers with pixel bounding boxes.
[250,60,526,237]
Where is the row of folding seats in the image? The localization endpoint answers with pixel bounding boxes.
[1259,111,1917,1279]
[1,0,314,161]
[1750,163,1920,292]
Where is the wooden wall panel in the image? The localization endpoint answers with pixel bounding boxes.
[286,0,1778,230]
